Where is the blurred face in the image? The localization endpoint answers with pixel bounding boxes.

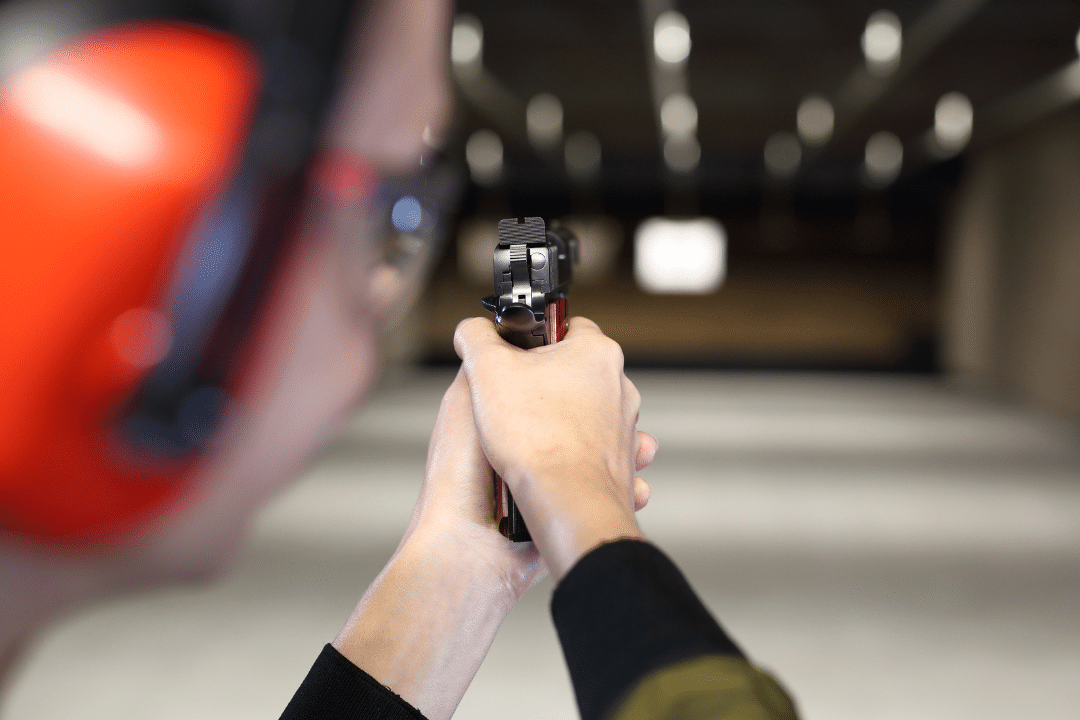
[117,0,454,582]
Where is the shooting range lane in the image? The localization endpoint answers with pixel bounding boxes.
[3,370,1079,720]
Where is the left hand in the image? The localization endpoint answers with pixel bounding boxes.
[399,367,549,597]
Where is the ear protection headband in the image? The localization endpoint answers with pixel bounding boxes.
[0,0,365,541]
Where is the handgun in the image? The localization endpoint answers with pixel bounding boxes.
[481,217,580,542]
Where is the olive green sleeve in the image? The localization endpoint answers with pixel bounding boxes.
[608,655,799,720]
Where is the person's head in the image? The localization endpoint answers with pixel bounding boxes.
[0,0,452,587]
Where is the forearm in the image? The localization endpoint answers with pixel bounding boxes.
[332,523,523,720]
[552,540,798,720]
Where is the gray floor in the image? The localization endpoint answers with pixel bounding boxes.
[4,370,1080,719]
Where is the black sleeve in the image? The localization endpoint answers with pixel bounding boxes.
[551,540,746,720]
[279,644,427,720]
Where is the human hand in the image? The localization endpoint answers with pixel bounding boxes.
[333,370,546,719]
[454,316,658,583]
[400,368,548,596]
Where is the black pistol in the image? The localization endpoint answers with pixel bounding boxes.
[481,217,580,541]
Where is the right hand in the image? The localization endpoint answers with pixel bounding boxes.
[453,316,657,582]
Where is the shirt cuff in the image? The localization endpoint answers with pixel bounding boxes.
[551,539,744,720]
[279,644,427,720]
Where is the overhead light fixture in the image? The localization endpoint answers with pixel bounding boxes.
[564,130,602,182]
[862,10,902,77]
[763,131,802,180]
[465,129,502,185]
[526,92,563,151]
[663,134,700,173]
[796,93,834,147]
[864,131,903,186]
[933,92,973,155]
[653,10,691,65]
[451,14,483,78]
[660,92,698,137]
[635,217,726,294]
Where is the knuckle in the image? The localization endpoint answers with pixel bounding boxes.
[453,317,491,363]
[600,336,625,369]
[453,316,481,343]
[571,316,599,333]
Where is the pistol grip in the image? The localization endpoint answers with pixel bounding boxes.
[495,474,530,541]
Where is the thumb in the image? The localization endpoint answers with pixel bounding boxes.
[453,316,510,367]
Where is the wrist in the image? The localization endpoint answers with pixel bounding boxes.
[332,522,526,720]
[540,508,645,584]
[508,468,645,583]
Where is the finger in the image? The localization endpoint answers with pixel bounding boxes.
[633,477,652,512]
[425,370,492,523]
[624,376,641,414]
[562,315,603,339]
[432,369,474,439]
[428,371,484,477]
[453,316,505,365]
[635,431,658,471]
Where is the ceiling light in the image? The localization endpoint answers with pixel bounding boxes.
[864,131,903,186]
[564,130,602,182]
[465,129,502,185]
[660,92,697,137]
[634,217,726,294]
[451,15,483,72]
[796,94,834,147]
[862,10,902,76]
[654,10,691,65]
[934,92,973,154]
[526,92,563,150]
[663,134,700,173]
[763,131,802,180]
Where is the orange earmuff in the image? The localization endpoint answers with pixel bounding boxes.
[0,23,260,540]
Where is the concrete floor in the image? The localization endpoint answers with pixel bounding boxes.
[4,370,1079,719]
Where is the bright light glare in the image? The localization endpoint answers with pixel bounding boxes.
[635,217,726,294]
[663,134,700,173]
[862,10,902,75]
[465,129,502,185]
[8,66,162,167]
[654,11,691,64]
[864,131,903,186]
[796,94,834,146]
[526,92,563,150]
[660,92,697,137]
[763,131,802,179]
[391,196,423,232]
[451,14,483,67]
[934,92,973,153]
[564,130,602,182]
